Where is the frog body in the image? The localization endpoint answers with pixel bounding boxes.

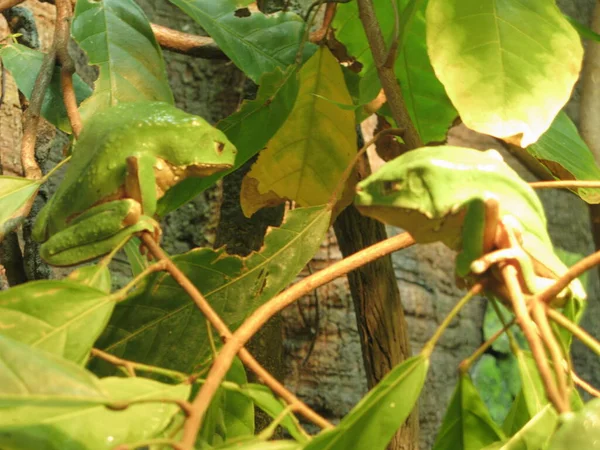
[33,102,237,266]
[354,146,585,304]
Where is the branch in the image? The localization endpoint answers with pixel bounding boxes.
[138,233,334,446]
[182,232,416,446]
[356,0,422,151]
[530,180,600,189]
[54,0,82,137]
[150,24,226,60]
[0,0,23,12]
[534,249,600,304]
[501,264,569,413]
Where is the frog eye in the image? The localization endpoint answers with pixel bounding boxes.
[382,180,404,194]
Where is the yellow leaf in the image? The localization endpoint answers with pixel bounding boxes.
[241,47,356,217]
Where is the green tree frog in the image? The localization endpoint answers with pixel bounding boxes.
[354,146,586,306]
[33,102,237,266]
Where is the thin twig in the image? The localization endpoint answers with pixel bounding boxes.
[571,370,600,398]
[501,264,569,413]
[20,47,56,180]
[422,283,483,357]
[183,232,416,445]
[356,0,422,150]
[530,180,600,189]
[90,348,137,377]
[459,317,516,372]
[0,0,23,12]
[150,23,226,59]
[530,299,569,409]
[546,307,600,357]
[309,2,336,43]
[138,233,334,448]
[535,249,600,304]
[54,0,82,137]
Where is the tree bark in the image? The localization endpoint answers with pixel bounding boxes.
[334,205,418,450]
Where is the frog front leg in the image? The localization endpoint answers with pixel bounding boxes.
[39,199,159,266]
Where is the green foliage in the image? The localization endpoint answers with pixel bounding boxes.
[305,355,428,449]
[168,0,314,83]
[427,0,583,147]
[433,372,505,450]
[71,0,173,122]
[2,0,600,447]
[0,45,91,132]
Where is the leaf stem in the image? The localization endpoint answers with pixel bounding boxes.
[422,283,483,358]
[459,317,516,373]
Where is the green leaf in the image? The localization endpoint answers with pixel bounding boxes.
[333,0,455,141]
[241,47,356,217]
[331,0,386,103]
[516,350,548,418]
[565,15,600,42]
[0,280,115,365]
[471,354,515,425]
[0,333,106,408]
[67,265,112,293]
[500,404,558,450]
[71,0,173,122]
[503,390,531,437]
[394,0,456,143]
[92,205,331,374]
[222,383,308,443]
[167,0,313,83]
[526,111,600,203]
[157,66,300,216]
[123,237,148,277]
[201,358,254,445]
[306,355,428,450]
[215,439,303,450]
[222,358,254,440]
[427,0,583,147]
[548,399,600,449]
[433,372,505,450]
[0,175,41,241]
[0,44,92,132]
[0,376,190,450]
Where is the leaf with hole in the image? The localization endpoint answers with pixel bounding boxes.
[167,0,313,83]
[0,44,92,133]
[91,205,331,375]
[427,0,583,146]
[71,0,173,122]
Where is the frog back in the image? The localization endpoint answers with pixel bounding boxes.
[417,148,549,241]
